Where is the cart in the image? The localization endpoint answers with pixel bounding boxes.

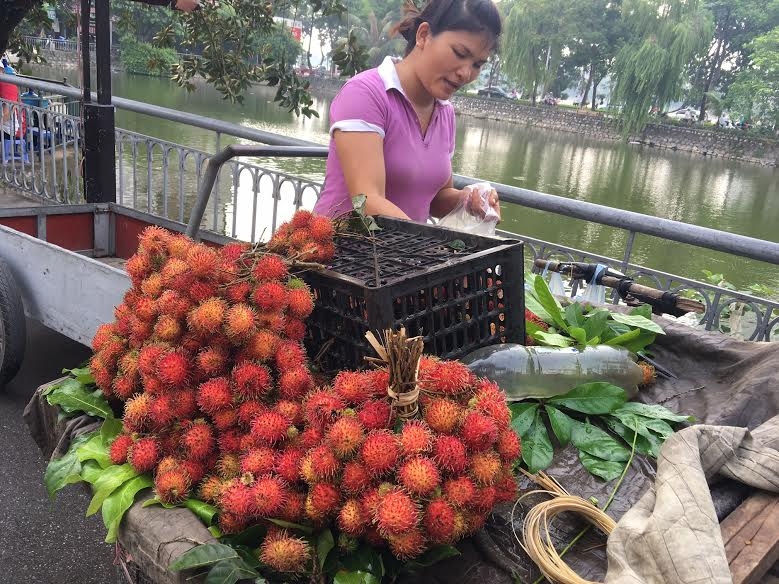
[0,145,326,386]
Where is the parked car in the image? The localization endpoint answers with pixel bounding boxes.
[667,107,709,123]
[477,87,512,99]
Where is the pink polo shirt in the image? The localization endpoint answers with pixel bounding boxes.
[313,57,456,223]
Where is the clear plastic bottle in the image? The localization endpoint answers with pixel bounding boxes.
[462,344,644,400]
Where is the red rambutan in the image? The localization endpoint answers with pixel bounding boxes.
[113,373,139,401]
[237,400,265,427]
[387,529,426,560]
[340,460,373,496]
[224,281,252,304]
[195,346,229,378]
[286,287,314,320]
[357,400,394,431]
[398,457,442,496]
[155,468,190,504]
[300,445,340,484]
[123,393,151,432]
[186,244,219,278]
[128,436,160,474]
[180,420,216,460]
[219,481,256,517]
[148,394,177,429]
[303,390,345,426]
[283,318,307,341]
[274,341,307,373]
[290,210,314,229]
[424,498,458,544]
[279,490,306,522]
[218,511,248,535]
[422,398,463,434]
[460,411,499,451]
[231,361,272,399]
[443,476,477,508]
[253,475,288,517]
[109,434,134,465]
[157,350,190,387]
[433,435,468,475]
[250,410,291,445]
[251,253,288,282]
[305,482,340,521]
[496,430,522,462]
[125,253,153,286]
[333,371,372,405]
[251,281,288,312]
[275,448,304,484]
[276,401,303,427]
[469,451,502,486]
[307,215,335,242]
[360,431,400,476]
[196,377,233,415]
[277,367,314,400]
[133,296,158,322]
[399,420,434,457]
[156,290,192,320]
[240,447,276,476]
[188,279,217,303]
[244,330,281,363]
[374,488,420,536]
[420,359,476,395]
[326,416,365,458]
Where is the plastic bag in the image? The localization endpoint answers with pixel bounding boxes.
[578,263,607,305]
[437,182,500,236]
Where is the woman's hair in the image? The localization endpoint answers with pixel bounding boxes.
[392,0,502,56]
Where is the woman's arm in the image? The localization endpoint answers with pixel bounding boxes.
[333,130,410,219]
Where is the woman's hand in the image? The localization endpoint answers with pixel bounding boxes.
[463,185,501,221]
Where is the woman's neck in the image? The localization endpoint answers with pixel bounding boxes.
[394,56,435,111]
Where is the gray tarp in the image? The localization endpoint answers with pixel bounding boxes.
[25,318,779,584]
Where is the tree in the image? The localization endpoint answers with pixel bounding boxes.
[727,26,779,132]
[611,0,714,135]
[688,0,779,121]
[502,0,573,105]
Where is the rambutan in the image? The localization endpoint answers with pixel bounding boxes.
[224,281,252,304]
[160,258,190,288]
[148,394,177,429]
[276,401,303,427]
[471,486,497,513]
[290,210,314,229]
[195,346,229,378]
[388,529,426,560]
[198,475,225,503]
[251,281,289,312]
[338,499,368,536]
[360,487,382,519]
[259,529,310,573]
[140,273,164,299]
[300,446,340,483]
[333,371,372,405]
[443,476,477,508]
[125,253,153,286]
[153,314,182,342]
[305,482,341,522]
[460,411,499,451]
[433,435,468,474]
[218,511,247,535]
[171,389,198,419]
[399,420,434,457]
[237,400,265,427]
[303,390,345,425]
[90,355,114,394]
[188,279,217,303]
[109,434,134,465]
[231,362,272,399]
[251,253,288,282]
[240,447,276,476]
[137,225,171,256]
[422,398,462,434]
[219,481,256,517]
[210,409,238,432]
[128,316,154,347]
[419,359,475,395]
[220,241,249,262]
[157,290,192,320]
[294,426,324,450]
[424,498,458,544]
[180,420,215,460]
[244,330,281,363]
[180,459,205,485]
[326,416,365,458]
[223,303,257,341]
[113,374,138,401]
[155,468,190,504]
[257,311,286,334]
[250,410,291,445]
[496,430,522,462]
[157,350,190,387]
[196,377,233,415]
[360,431,400,476]
[186,244,219,278]
[275,448,304,484]
[469,451,502,486]
[216,453,241,479]
[286,287,314,320]
[166,233,193,260]
[374,488,420,536]
[494,472,518,503]
[357,400,394,430]
[364,368,390,399]
[133,296,158,322]
[187,297,227,335]
[308,215,335,242]
[277,367,314,400]
[128,436,160,474]
[398,457,442,496]
[279,490,306,522]
[284,318,307,341]
[274,341,307,373]
[638,361,657,386]
[156,455,180,476]
[217,429,243,455]
[123,393,151,432]
[253,475,288,517]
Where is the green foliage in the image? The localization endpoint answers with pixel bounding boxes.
[525,274,663,352]
[727,26,779,131]
[510,382,693,478]
[119,38,179,77]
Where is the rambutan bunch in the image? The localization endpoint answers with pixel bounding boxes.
[266,211,336,264]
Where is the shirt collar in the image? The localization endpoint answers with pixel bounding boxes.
[377,56,450,105]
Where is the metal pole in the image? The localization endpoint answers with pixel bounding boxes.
[80,0,91,104]
[82,0,117,203]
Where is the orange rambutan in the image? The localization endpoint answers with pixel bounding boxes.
[399,420,434,457]
[198,475,225,503]
[187,297,227,335]
[211,408,238,432]
[422,398,463,434]
[469,451,502,486]
[240,447,276,476]
[180,420,216,460]
[215,453,241,479]
[134,296,158,322]
[300,445,340,484]
[137,344,167,376]
[186,244,219,278]
[223,303,257,341]
[224,280,252,303]
[250,410,291,445]
[275,447,304,484]
[341,461,373,496]
[109,434,134,465]
[290,210,314,229]
[128,316,154,347]
[195,346,229,378]
[244,329,281,363]
[460,411,499,451]
[364,368,390,399]
[259,529,310,573]
[307,215,335,242]
[231,362,272,399]
[153,314,182,342]
[338,499,368,536]
[286,287,314,320]
[398,457,442,496]
[251,281,289,312]
[128,436,160,474]
[140,273,165,299]
[420,359,476,395]
[443,476,477,508]
[303,389,345,425]
[123,393,151,432]
[424,498,457,544]
[155,468,190,504]
[157,290,192,320]
[333,371,372,405]
[257,311,286,334]
[496,430,522,462]
[253,475,288,517]
[251,253,288,282]
[165,233,193,260]
[118,350,140,379]
[218,511,248,535]
[157,350,190,387]
[283,318,307,341]
[196,377,233,414]
[160,257,190,287]
[219,480,256,517]
[433,435,468,475]
[278,367,314,400]
[360,431,400,476]
[357,399,394,431]
[125,253,153,286]
[113,373,138,401]
[374,488,420,536]
[305,482,340,521]
[387,529,426,560]
[326,416,365,458]
[275,401,303,426]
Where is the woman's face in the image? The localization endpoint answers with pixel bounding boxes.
[414,23,494,100]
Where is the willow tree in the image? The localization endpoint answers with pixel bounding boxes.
[611,0,714,135]
[502,0,572,104]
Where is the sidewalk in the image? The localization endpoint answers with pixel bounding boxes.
[0,319,117,583]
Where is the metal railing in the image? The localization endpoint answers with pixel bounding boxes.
[0,74,777,341]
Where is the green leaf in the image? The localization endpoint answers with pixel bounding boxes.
[522,409,554,473]
[79,459,104,484]
[63,367,95,385]
[603,327,643,347]
[568,326,587,346]
[340,545,385,579]
[76,432,113,469]
[564,303,585,328]
[532,331,573,347]
[185,499,219,527]
[317,528,335,570]
[533,276,568,331]
[578,451,625,481]
[629,305,653,319]
[447,239,467,251]
[266,518,313,534]
[169,543,241,571]
[545,405,573,446]
[609,313,665,334]
[46,383,113,419]
[87,464,140,516]
[41,377,77,397]
[102,475,153,543]
[548,383,627,414]
[220,524,267,548]
[333,571,380,584]
[571,419,631,462]
[44,449,83,500]
[406,545,460,568]
[582,309,610,340]
[510,403,538,437]
[613,402,695,423]
[524,277,553,324]
[204,558,259,584]
[603,418,656,457]
[100,418,123,444]
[618,331,657,353]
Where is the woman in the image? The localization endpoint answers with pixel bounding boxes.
[313,0,502,222]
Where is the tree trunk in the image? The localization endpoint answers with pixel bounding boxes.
[579,65,593,108]
[531,77,538,106]
[698,11,731,121]
[591,77,600,110]
[0,0,41,54]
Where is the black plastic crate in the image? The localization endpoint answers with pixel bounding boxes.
[303,217,525,371]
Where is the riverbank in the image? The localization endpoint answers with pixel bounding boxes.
[309,77,779,168]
